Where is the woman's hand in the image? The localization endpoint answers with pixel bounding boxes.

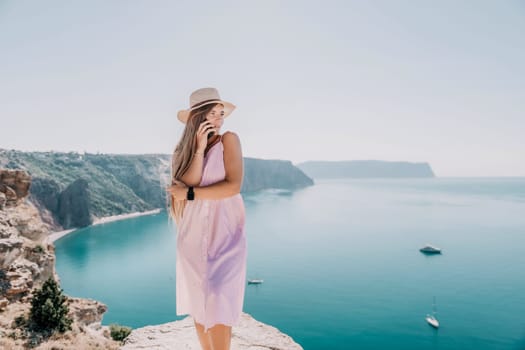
[166,180,188,201]
[196,120,216,152]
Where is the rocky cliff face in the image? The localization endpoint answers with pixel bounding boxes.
[0,168,31,210]
[0,170,55,295]
[0,169,121,349]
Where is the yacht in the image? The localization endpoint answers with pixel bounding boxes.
[420,244,442,254]
[426,314,439,328]
[247,279,264,284]
[425,296,440,328]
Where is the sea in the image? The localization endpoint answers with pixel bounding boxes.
[54,177,525,350]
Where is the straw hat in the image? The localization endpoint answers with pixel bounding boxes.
[177,87,236,124]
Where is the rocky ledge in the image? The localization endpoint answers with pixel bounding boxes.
[121,312,303,350]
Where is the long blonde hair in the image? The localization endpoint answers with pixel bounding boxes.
[167,103,221,226]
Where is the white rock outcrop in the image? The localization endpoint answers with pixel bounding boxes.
[121,312,304,350]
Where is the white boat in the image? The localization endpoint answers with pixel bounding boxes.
[425,296,440,328]
[420,244,442,254]
[247,279,264,284]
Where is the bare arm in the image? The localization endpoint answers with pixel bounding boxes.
[176,120,215,186]
[193,131,243,200]
[178,152,204,186]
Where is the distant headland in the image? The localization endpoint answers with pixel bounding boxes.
[296,160,435,179]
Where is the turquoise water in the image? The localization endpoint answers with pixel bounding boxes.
[54,177,525,349]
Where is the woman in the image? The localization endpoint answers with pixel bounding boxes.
[166,87,247,350]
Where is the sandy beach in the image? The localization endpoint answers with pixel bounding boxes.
[44,208,162,245]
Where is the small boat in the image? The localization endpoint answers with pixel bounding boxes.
[247,279,264,284]
[426,314,439,328]
[420,244,442,254]
[425,296,440,329]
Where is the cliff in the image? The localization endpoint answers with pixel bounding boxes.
[0,169,121,349]
[243,157,314,191]
[0,169,304,349]
[0,148,313,232]
[296,160,435,179]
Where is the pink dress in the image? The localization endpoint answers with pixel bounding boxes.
[175,133,247,333]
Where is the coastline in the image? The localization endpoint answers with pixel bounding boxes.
[44,208,163,245]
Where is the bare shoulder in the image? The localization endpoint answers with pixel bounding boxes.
[222,131,241,148]
[222,131,240,143]
[221,131,242,160]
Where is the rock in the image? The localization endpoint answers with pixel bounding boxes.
[24,245,55,285]
[0,298,8,311]
[4,259,35,300]
[0,169,31,208]
[67,297,108,326]
[0,237,24,268]
[120,312,304,350]
[3,185,18,203]
[0,192,5,210]
[0,221,17,239]
[5,253,55,296]
[5,203,49,241]
[57,178,92,229]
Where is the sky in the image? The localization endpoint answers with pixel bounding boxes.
[1,0,524,176]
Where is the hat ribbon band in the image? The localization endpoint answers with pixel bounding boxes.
[191,99,221,109]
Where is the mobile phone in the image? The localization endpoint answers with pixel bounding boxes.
[207,131,214,139]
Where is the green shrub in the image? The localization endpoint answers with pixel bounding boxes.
[29,277,73,334]
[109,324,132,341]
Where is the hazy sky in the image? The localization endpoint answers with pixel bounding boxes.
[1,0,524,176]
